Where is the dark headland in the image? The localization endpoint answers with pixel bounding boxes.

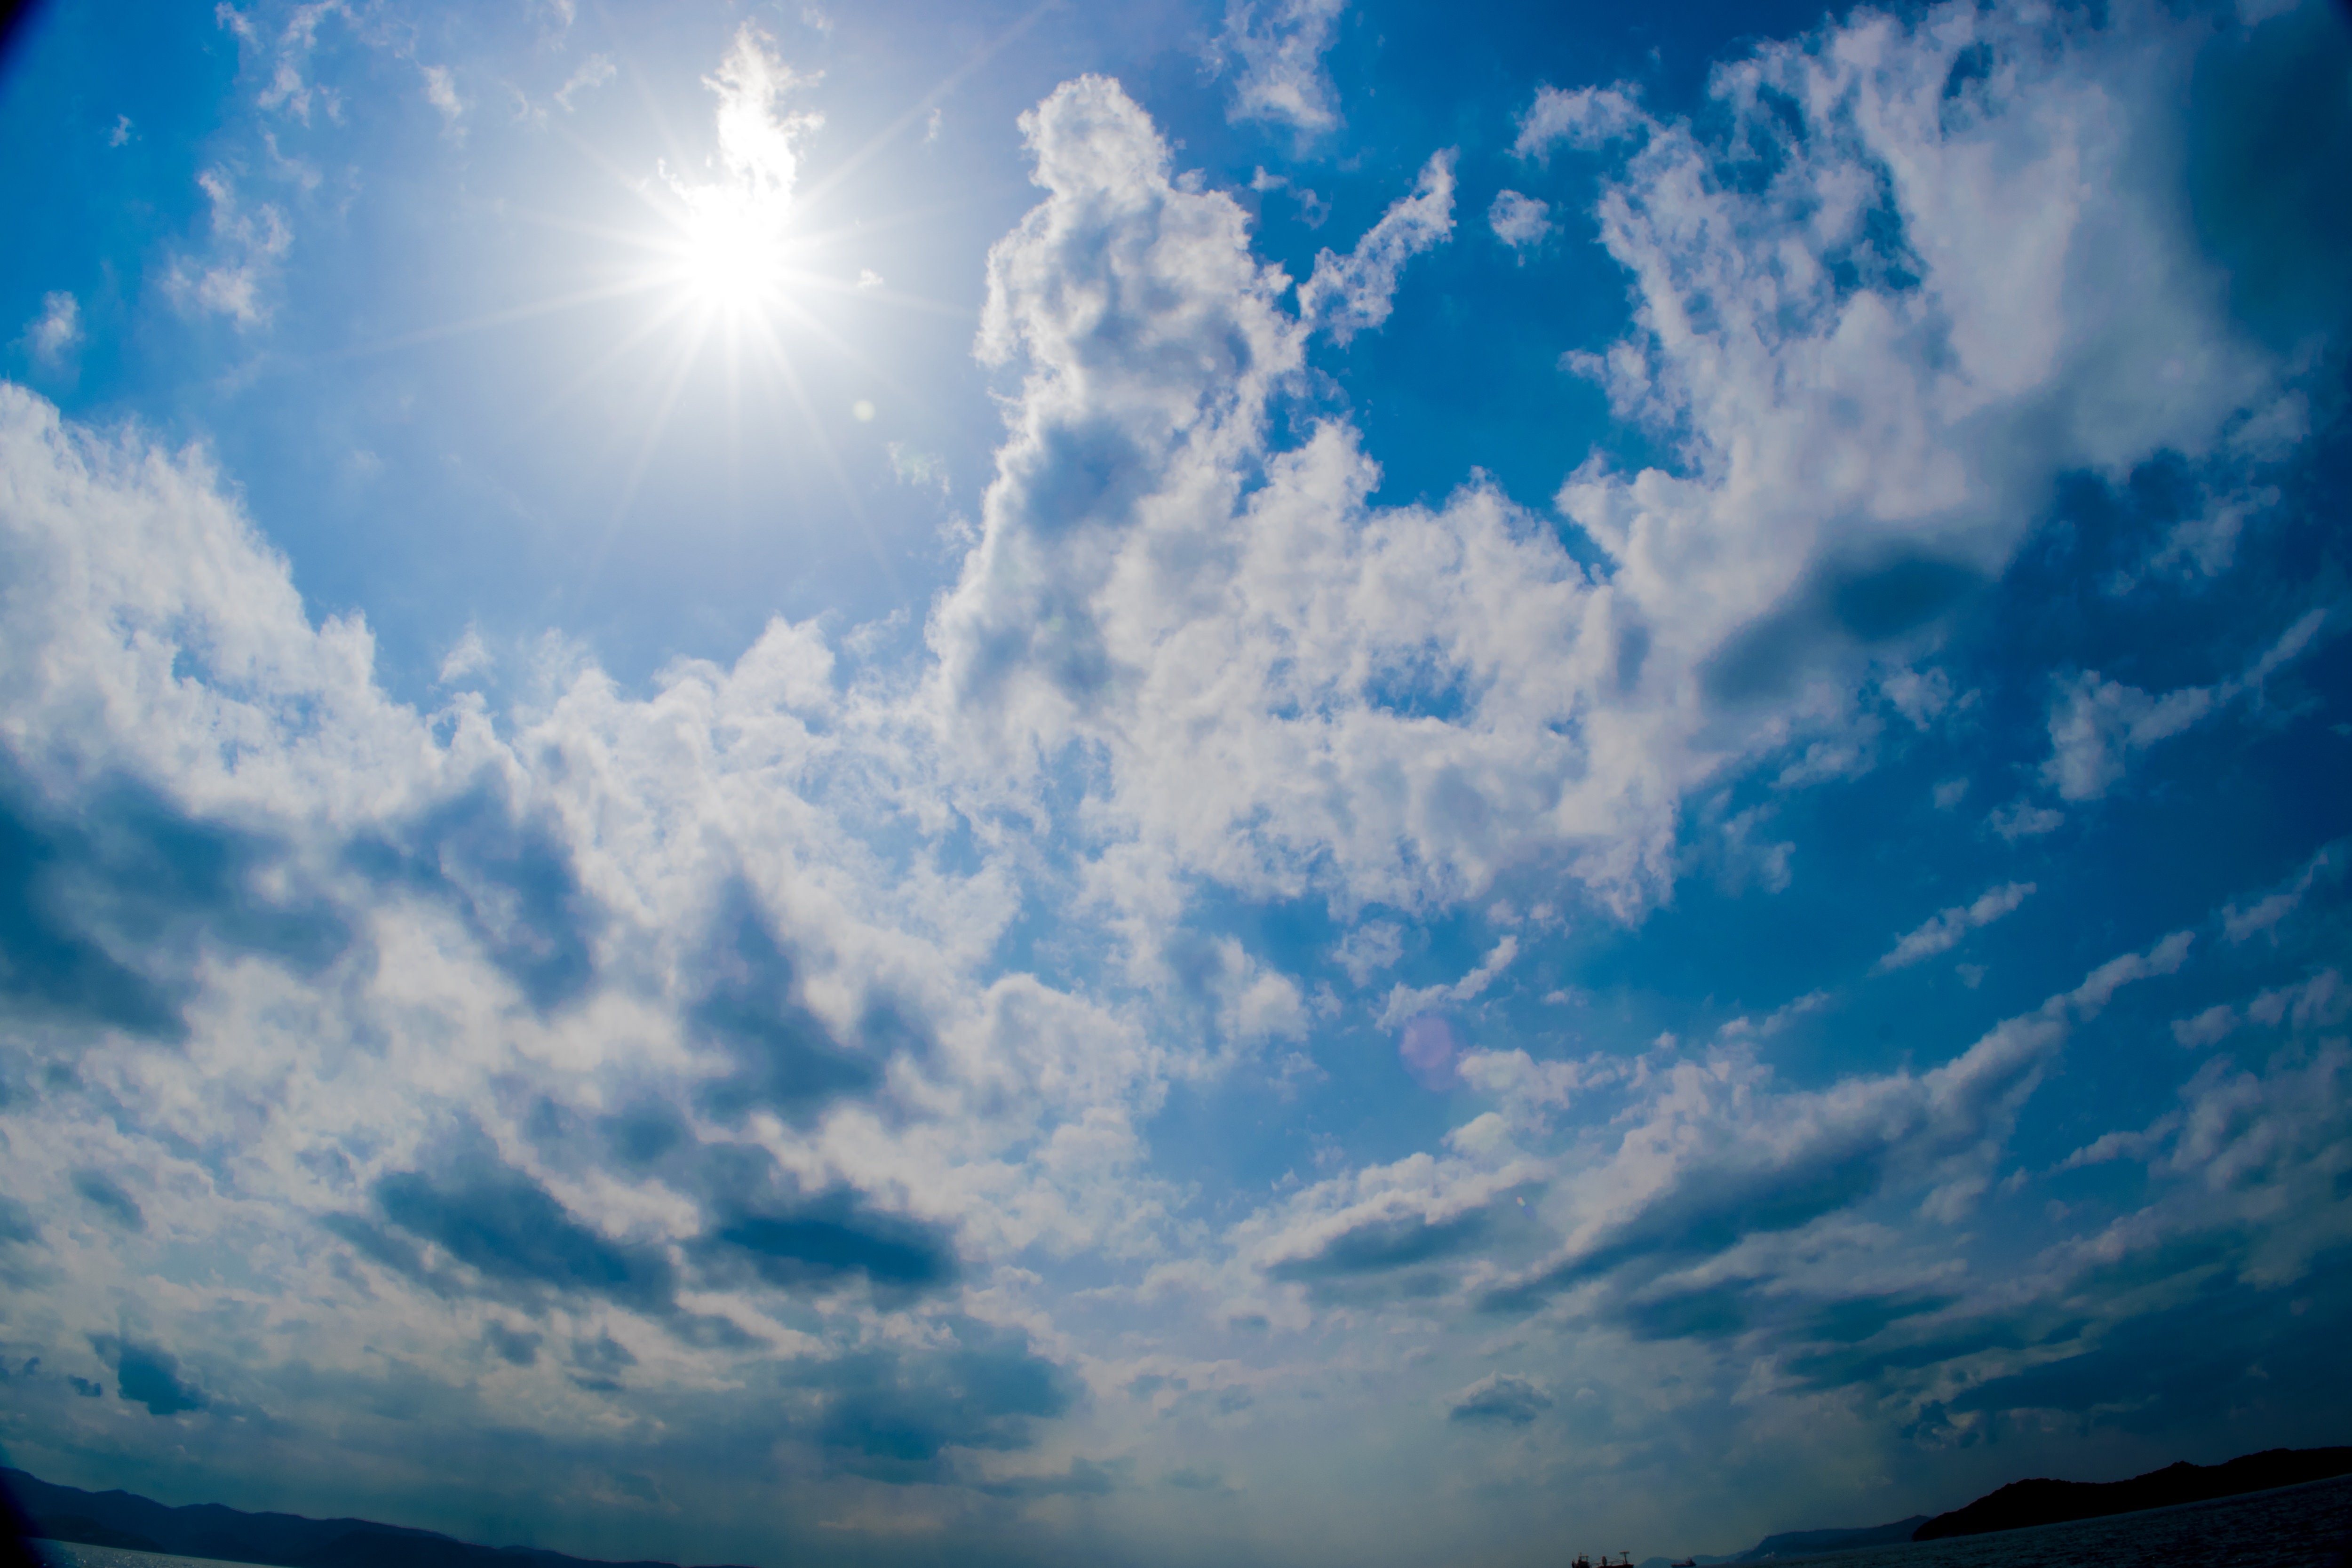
[0,1470,753,1568]
[1638,1444,2352,1565]
[1910,1445,2352,1541]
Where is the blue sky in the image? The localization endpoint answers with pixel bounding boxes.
[0,0,2348,1563]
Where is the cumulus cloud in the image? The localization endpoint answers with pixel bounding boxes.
[0,378,1143,1507]
[1511,83,1644,160]
[915,4,2308,943]
[1217,0,1348,135]
[1487,190,1551,250]
[1875,881,2034,972]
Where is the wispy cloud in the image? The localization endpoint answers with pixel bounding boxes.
[166,168,293,326]
[1876,882,2035,973]
[1299,151,1455,342]
[19,292,81,366]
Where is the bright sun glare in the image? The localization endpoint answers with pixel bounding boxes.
[676,188,789,313]
[568,20,922,523]
[656,24,817,321]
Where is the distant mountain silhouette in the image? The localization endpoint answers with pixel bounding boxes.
[0,1470,757,1568]
[1913,1446,2352,1540]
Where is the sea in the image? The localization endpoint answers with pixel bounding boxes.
[26,1477,2352,1568]
[1679,1474,2352,1568]
[32,1547,278,1568]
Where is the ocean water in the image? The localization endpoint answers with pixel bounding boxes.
[27,1480,2352,1568]
[32,1544,280,1568]
[1722,1474,2352,1568]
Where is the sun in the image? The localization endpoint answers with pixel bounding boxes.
[674,185,789,316]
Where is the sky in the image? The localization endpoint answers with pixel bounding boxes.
[0,0,2348,1563]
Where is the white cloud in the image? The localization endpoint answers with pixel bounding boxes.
[1719,803,1794,894]
[1931,777,1970,810]
[1716,988,1831,1042]
[2245,968,2348,1032]
[1511,83,1643,160]
[2064,1038,2352,1286]
[1988,800,2064,840]
[1332,920,1403,985]
[928,4,2298,932]
[1772,731,1876,790]
[20,292,82,366]
[2042,674,2216,800]
[1217,0,1348,136]
[1555,8,2281,722]
[1298,151,1456,343]
[1378,936,1518,1029]
[421,64,464,132]
[1882,667,1953,729]
[2065,930,2193,1018]
[1875,881,2034,972]
[1486,190,1550,250]
[702,24,821,206]
[887,442,948,495]
[2170,1004,2238,1048]
[0,377,1178,1339]
[552,53,614,113]
[2223,843,2338,943]
[167,168,293,327]
[238,0,352,126]
[2042,609,2330,800]
[438,625,492,685]
[2145,485,2273,580]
